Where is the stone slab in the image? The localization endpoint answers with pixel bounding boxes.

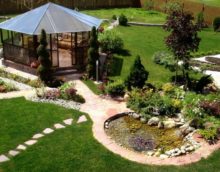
[63,118,73,125]
[43,128,54,134]
[32,133,44,139]
[54,123,65,129]
[8,150,20,157]
[77,115,87,124]
[25,140,37,146]
[16,144,27,151]
[0,155,9,163]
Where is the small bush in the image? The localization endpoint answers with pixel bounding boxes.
[125,55,149,90]
[119,14,128,26]
[112,15,117,20]
[99,30,124,53]
[199,128,218,143]
[162,83,174,93]
[213,17,220,31]
[106,80,125,97]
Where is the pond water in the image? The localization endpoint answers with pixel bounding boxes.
[105,116,185,152]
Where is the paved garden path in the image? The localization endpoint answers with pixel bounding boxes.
[74,80,220,166]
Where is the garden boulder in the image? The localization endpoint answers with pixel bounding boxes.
[148,117,160,126]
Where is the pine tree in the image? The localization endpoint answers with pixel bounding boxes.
[37,29,52,84]
[125,55,149,90]
[86,26,99,78]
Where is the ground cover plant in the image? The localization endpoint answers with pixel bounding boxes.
[0,98,220,171]
[0,78,17,92]
[0,68,42,88]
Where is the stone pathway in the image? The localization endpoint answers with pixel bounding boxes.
[0,115,87,164]
[194,54,220,88]
[74,80,220,166]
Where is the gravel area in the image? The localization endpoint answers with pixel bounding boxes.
[0,77,33,90]
[28,97,81,111]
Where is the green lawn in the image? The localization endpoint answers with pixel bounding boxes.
[108,26,220,84]
[83,8,166,24]
[1,97,220,171]
[0,97,82,155]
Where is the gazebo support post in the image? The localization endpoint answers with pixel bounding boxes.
[7,31,9,39]
[11,31,14,45]
[56,33,59,67]
[0,29,3,44]
[71,32,73,65]
[21,33,24,47]
[75,32,77,66]
[49,34,52,63]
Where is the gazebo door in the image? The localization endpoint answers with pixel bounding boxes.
[57,33,73,68]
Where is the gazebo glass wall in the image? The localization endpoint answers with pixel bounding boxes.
[1,30,90,70]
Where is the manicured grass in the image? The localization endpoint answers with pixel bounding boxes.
[108,26,220,84]
[1,98,220,171]
[83,8,166,24]
[0,97,82,155]
[82,79,101,95]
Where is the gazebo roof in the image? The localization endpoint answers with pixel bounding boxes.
[0,2,102,35]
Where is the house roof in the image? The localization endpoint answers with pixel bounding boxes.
[0,2,102,35]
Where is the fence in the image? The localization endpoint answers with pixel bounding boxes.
[0,0,141,14]
[140,0,220,25]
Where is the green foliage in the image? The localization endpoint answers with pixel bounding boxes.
[119,14,128,26]
[59,82,85,103]
[99,30,124,53]
[197,11,205,28]
[127,88,181,117]
[153,51,176,72]
[112,14,117,20]
[125,55,149,90]
[87,27,99,78]
[164,8,201,89]
[163,2,182,14]
[143,0,154,10]
[106,80,125,97]
[199,128,218,141]
[195,75,212,93]
[0,79,17,93]
[213,17,220,31]
[37,29,52,84]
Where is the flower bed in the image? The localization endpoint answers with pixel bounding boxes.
[36,82,85,104]
[0,78,17,93]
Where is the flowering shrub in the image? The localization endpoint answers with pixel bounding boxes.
[43,89,60,100]
[40,82,85,103]
[200,101,220,117]
[162,83,174,93]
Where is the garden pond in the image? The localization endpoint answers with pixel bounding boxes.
[105,115,186,152]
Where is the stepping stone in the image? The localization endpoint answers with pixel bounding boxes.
[63,118,73,125]
[77,115,87,124]
[32,133,44,139]
[16,144,27,151]
[54,123,65,129]
[0,155,9,163]
[8,150,20,157]
[24,140,37,146]
[43,128,54,134]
